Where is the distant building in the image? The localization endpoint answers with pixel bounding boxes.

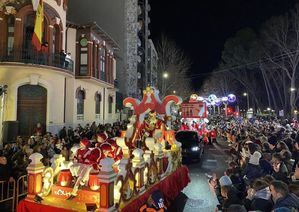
[0,0,118,138]
[67,0,158,100]
[68,0,139,105]
[148,39,158,88]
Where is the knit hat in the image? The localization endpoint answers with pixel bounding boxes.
[249,151,262,165]
[219,176,232,186]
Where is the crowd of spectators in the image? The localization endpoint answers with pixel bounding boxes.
[209,117,299,212]
[0,120,129,183]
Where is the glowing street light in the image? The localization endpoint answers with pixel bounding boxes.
[290,87,296,92]
[295,110,298,114]
[243,92,249,111]
[162,72,169,96]
[267,107,271,111]
[173,90,176,94]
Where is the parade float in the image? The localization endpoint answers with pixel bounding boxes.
[180,93,237,142]
[17,87,190,212]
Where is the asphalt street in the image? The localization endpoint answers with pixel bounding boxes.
[182,139,231,212]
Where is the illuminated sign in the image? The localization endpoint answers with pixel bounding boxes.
[181,102,207,118]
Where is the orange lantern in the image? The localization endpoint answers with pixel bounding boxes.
[89,172,100,191]
[57,169,73,187]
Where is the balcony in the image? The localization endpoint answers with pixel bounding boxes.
[0,47,74,73]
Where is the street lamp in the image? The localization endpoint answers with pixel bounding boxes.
[290,87,296,92]
[243,92,249,112]
[173,90,176,94]
[267,107,271,111]
[162,72,169,96]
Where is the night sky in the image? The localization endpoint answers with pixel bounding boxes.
[149,0,296,87]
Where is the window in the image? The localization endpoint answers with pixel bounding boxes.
[108,96,113,114]
[76,89,85,117]
[52,25,60,54]
[79,37,88,76]
[7,15,15,55]
[100,48,106,80]
[23,13,35,50]
[95,93,101,114]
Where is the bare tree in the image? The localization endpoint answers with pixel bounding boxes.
[156,34,193,98]
[199,71,238,97]
[261,6,299,116]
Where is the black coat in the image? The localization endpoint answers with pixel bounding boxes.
[0,163,12,181]
[244,198,273,212]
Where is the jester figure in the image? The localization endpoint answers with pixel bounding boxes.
[139,110,164,143]
[68,138,100,200]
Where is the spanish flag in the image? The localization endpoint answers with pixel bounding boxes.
[32,0,43,51]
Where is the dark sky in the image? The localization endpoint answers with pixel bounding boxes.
[149,0,296,87]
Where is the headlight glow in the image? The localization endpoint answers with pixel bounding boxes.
[191,146,200,151]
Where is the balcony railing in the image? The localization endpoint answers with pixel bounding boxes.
[0,47,74,73]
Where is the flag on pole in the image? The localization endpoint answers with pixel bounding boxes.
[32,0,43,51]
[31,0,40,11]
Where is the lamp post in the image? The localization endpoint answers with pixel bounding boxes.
[243,92,249,112]
[162,72,168,96]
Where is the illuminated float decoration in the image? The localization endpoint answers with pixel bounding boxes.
[23,87,185,211]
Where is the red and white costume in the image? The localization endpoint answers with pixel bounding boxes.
[96,133,108,147]
[107,139,123,162]
[69,138,100,197]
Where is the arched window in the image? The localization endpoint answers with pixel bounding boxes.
[95,92,101,114]
[52,24,60,54]
[23,12,48,51]
[7,15,15,55]
[100,48,106,80]
[108,96,113,114]
[23,13,35,50]
[76,89,85,116]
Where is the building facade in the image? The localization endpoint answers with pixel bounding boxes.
[67,0,158,101]
[148,39,158,88]
[0,0,118,139]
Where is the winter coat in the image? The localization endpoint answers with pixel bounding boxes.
[272,162,289,183]
[259,159,273,175]
[274,193,299,210]
[244,187,273,212]
[243,163,263,183]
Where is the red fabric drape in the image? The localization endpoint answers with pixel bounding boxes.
[17,199,76,212]
[121,165,190,212]
[17,166,190,212]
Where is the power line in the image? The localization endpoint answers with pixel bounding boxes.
[184,49,299,79]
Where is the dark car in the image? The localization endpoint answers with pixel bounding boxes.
[175,130,204,160]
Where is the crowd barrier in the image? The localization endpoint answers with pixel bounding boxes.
[0,175,27,212]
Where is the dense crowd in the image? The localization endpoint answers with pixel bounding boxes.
[0,121,129,183]
[209,117,299,212]
[1,115,299,212]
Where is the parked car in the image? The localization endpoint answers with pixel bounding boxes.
[175,130,204,160]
